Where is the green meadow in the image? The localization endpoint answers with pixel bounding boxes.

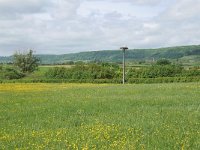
[0,83,200,149]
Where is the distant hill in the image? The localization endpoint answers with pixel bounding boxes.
[1,45,200,65]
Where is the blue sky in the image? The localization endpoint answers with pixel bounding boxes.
[0,0,200,56]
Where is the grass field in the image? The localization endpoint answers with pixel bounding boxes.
[0,83,200,149]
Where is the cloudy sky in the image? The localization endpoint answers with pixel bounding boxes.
[0,0,200,56]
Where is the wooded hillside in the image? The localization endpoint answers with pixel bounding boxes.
[1,45,200,65]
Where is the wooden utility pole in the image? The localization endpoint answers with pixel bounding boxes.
[120,47,128,84]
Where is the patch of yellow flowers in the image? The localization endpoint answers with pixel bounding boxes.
[0,122,145,150]
[0,83,109,92]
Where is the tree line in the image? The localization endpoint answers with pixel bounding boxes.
[0,50,200,82]
[45,59,200,80]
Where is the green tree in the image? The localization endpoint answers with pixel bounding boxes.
[13,50,40,73]
[156,59,171,65]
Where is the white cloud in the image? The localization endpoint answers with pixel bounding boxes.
[0,0,199,56]
[0,0,50,19]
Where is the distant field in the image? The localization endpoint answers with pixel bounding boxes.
[0,83,200,149]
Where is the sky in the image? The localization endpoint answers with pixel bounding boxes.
[0,0,200,56]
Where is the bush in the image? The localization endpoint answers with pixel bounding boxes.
[45,63,119,80]
[127,64,184,78]
[156,59,171,65]
[182,69,200,77]
[0,66,24,80]
[45,67,70,79]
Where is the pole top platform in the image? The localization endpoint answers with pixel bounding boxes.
[120,47,128,50]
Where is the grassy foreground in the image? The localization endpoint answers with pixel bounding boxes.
[0,83,200,149]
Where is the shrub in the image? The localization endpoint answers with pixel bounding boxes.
[156,59,171,65]
[45,67,70,79]
[45,63,118,80]
[0,66,24,80]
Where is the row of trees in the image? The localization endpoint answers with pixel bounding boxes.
[1,50,200,81]
[45,60,200,80]
[45,63,120,80]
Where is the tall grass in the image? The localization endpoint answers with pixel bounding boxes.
[0,83,200,149]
